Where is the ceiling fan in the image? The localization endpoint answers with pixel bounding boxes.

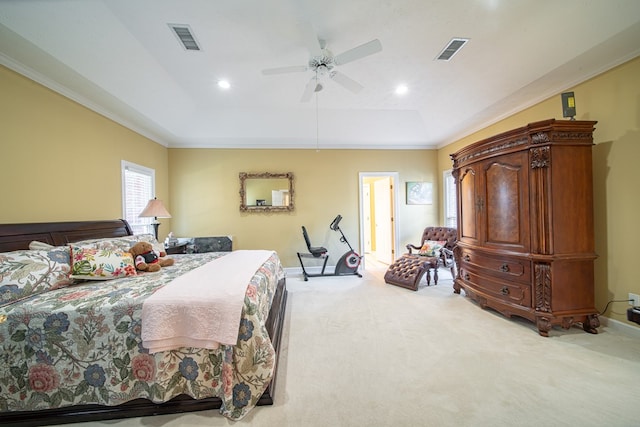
[262,27,382,102]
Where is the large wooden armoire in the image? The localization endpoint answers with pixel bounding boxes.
[450,119,599,336]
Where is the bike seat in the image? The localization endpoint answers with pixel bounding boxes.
[302,226,327,257]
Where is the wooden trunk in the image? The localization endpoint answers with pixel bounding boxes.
[450,119,599,336]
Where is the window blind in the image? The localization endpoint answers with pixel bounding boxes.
[122,161,155,235]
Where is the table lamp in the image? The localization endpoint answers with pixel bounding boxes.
[139,197,172,240]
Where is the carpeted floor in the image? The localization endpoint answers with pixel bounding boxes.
[61,262,640,427]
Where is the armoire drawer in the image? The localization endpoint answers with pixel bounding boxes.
[459,269,531,308]
[459,249,531,284]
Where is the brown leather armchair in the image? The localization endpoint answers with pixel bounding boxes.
[384,226,457,291]
[406,226,457,278]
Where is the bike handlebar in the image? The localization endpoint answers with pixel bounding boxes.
[329,214,342,231]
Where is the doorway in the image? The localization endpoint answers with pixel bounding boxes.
[359,172,399,269]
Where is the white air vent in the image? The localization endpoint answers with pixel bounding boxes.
[169,24,201,51]
[436,38,469,61]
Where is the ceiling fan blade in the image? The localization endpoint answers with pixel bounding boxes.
[300,77,317,102]
[302,22,323,58]
[330,71,364,94]
[262,65,308,75]
[334,39,382,66]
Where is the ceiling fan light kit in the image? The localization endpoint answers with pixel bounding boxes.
[262,26,382,102]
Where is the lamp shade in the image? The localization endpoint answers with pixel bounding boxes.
[139,198,172,218]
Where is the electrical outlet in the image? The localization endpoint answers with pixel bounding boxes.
[629,293,640,306]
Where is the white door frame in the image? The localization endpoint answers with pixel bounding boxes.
[358,172,400,269]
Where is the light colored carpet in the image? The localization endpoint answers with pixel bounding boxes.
[63,263,640,427]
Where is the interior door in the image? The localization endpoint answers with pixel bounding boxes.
[374,177,393,264]
[359,172,399,270]
[459,166,479,244]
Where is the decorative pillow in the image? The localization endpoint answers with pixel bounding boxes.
[418,240,446,257]
[73,234,164,253]
[0,248,72,307]
[69,245,137,280]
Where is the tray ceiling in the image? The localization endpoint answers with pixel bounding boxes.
[1,0,639,149]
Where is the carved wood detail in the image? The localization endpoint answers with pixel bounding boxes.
[534,263,552,312]
[530,146,550,169]
[531,132,550,144]
[583,314,600,334]
[536,317,552,337]
[452,137,529,167]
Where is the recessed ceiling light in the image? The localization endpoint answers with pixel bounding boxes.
[395,84,408,95]
[217,80,231,89]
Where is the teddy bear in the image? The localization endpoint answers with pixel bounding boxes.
[129,241,174,273]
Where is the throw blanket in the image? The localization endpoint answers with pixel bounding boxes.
[141,250,274,353]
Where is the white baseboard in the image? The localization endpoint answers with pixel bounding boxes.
[599,315,640,338]
[284,266,335,277]
[284,267,301,277]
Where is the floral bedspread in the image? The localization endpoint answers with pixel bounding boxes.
[0,251,284,420]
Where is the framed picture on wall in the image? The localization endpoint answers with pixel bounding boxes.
[406,181,433,205]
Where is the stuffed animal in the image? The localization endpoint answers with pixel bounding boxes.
[129,241,174,273]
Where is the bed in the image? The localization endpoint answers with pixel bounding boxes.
[0,219,287,426]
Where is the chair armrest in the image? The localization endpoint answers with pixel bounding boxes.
[406,244,421,254]
[440,247,455,265]
[441,247,454,256]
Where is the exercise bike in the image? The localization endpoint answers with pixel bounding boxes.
[297,214,362,281]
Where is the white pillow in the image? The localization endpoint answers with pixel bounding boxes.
[29,240,54,250]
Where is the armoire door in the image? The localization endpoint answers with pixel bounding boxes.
[457,165,481,246]
[481,151,530,252]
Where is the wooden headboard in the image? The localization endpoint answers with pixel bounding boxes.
[0,219,134,252]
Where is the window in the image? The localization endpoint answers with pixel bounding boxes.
[121,160,155,235]
[443,169,457,228]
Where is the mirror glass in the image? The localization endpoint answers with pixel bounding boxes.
[239,172,294,212]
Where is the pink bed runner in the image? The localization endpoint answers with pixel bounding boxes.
[141,250,274,353]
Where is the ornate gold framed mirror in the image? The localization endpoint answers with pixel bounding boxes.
[239,172,294,212]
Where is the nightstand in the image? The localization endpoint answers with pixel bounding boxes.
[165,242,188,255]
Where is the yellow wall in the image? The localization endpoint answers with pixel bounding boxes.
[168,149,437,267]
[0,65,170,226]
[437,56,640,326]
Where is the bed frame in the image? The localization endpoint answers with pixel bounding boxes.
[0,219,288,427]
